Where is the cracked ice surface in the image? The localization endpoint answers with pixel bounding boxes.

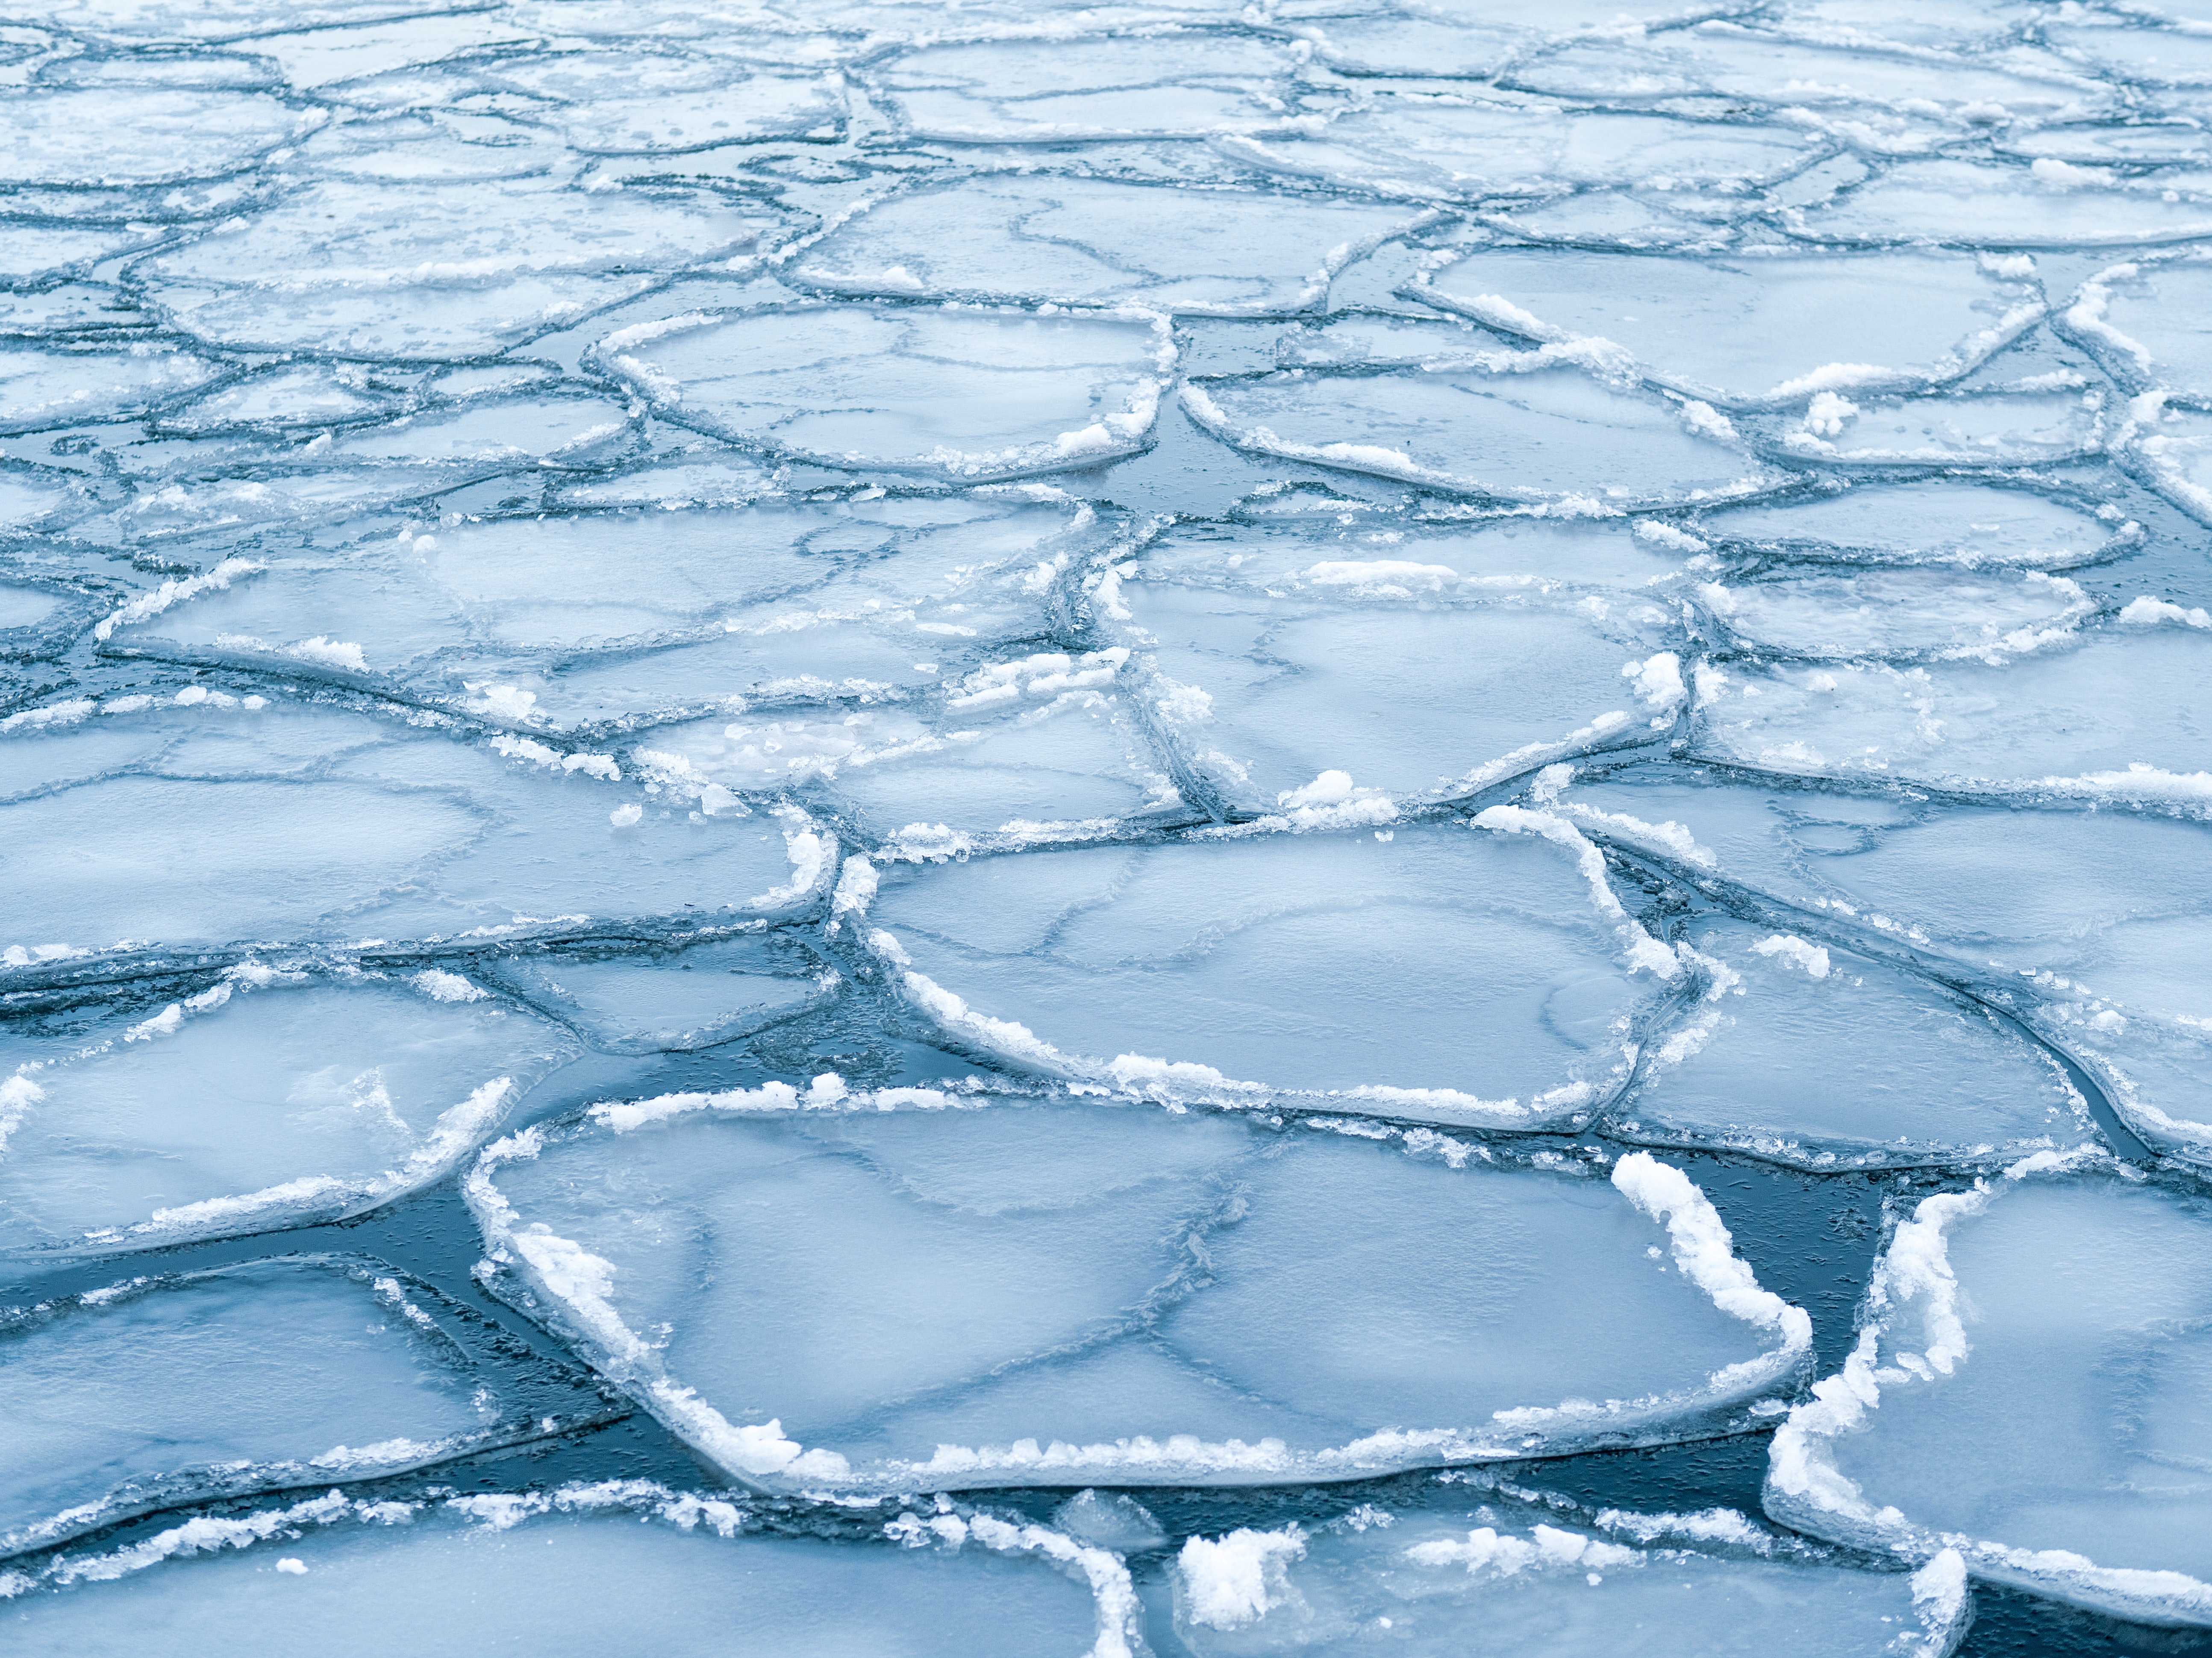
[3,0,2211,1649]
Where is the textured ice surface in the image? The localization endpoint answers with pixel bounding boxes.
[1769,1164,2212,1627]
[5,0,2211,1644]
[1185,366,1768,506]
[864,825,1670,1121]
[0,1260,578,1556]
[0,1487,1124,1657]
[0,968,577,1249]
[1111,520,1670,809]
[471,1101,1807,1489]
[0,699,823,962]
[1163,1493,1969,1656]
[1614,918,2094,1169]
[602,305,1173,479]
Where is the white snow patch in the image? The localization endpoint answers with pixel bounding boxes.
[1177,1527,1307,1629]
[1753,935,1832,979]
[94,558,263,641]
[412,969,488,1003]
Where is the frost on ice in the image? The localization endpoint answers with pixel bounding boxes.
[468,1097,1807,1490]
[3,0,2210,1645]
[1769,1163,2212,1628]
[1168,1488,1969,1656]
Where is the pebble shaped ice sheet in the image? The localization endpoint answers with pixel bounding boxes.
[2077,254,2212,399]
[241,15,554,94]
[1114,529,1675,810]
[861,821,1677,1123]
[872,33,1304,141]
[1232,104,1819,205]
[1163,1500,1969,1656]
[0,586,62,633]
[486,51,846,150]
[1688,480,2119,567]
[1547,773,2212,1160]
[155,364,391,435]
[1694,568,2091,661]
[1767,1162,2212,1627]
[2040,19,2212,88]
[0,1485,1127,1658]
[275,109,569,183]
[1512,29,2109,125]
[0,1260,554,1557]
[598,303,1173,479]
[689,659,1177,844]
[1613,917,2093,1169]
[470,1092,1808,1489]
[32,0,484,43]
[2135,406,2212,522]
[0,88,314,185]
[0,344,218,435]
[113,493,1085,728]
[1793,159,2212,247]
[483,934,831,1055]
[0,967,576,1251]
[1762,387,2105,467]
[139,178,773,357]
[318,394,635,469]
[793,177,1428,314]
[0,697,824,964]
[1424,247,2039,406]
[1693,624,2212,790]
[1182,367,1771,507]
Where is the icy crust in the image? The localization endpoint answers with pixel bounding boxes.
[871,32,1306,142]
[1180,368,1779,509]
[0,1258,608,1560]
[0,1485,1132,1658]
[1165,1489,1968,1656]
[1766,1161,2212,1628]
[0,964,576,1252]
[137,175,777,358]
[1106,522,1678,811]
[1692,569,2095,664]
[1688,482,2122,569]
[101,494,1091,731]
[1610,918,2097,1171]
[859,821,1684,1128]
[1537,771,2212,1164]
[480,933,834,1056]
[468,1088,1808,1492]
[647,641,1180,846]
[1224,100,1818,207]
[594,303,1174,480]
[1691,626,2212,796]
[793,176,1431,315]
[1421,247,2042,408]
[0,697,834,968]
[2132,406,2212,526]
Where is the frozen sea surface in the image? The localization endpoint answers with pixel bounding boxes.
[3,1,2211,1653]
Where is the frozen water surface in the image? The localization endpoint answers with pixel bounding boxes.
[473,1103,1806,1487]
[3,0,2210,1649]
[0,1487,1122,1656]
[0,967,578,1249]
[0,1259,602,1556]
[1769,1164,2212,1626]
[1161,1490,1969,1655]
